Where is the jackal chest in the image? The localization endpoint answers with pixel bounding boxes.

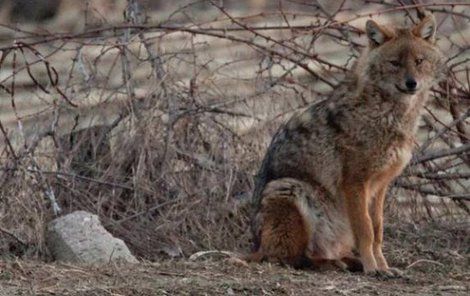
[344,130,413,173]
[368,141,413,195]
[380,140,412,169]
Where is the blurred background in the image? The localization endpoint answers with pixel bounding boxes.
[0,0,468,261]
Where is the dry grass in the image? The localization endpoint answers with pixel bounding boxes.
[0,0,468,264]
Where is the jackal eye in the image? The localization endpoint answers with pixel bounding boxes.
[415,58,424,65]
[389,60,400,67]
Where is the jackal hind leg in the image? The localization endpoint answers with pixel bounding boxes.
[256,178,314,269]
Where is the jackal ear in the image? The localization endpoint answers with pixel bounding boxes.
[366,20,393,47]
[412,14,437,43]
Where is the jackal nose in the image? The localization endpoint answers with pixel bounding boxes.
[405,78,417,91]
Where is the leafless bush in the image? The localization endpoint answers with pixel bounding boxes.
[0,0,468,260]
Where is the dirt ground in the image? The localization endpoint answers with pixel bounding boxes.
[0,223,468,296]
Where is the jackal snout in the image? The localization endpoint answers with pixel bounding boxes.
[395,73,419,95]
[404,75,418,93]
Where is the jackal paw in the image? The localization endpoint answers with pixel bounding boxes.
[366,268,403,280]
[384,267,403,277]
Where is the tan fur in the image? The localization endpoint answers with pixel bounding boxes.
[248,15,445,275]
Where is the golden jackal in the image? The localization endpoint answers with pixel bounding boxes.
[248,14,444,276]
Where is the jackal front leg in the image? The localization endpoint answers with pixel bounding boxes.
[370,185,403,277]
[342,181,378,273]
[370,185,388,270]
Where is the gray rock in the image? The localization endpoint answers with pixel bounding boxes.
[46,211,138,264]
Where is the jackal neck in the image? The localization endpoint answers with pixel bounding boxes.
[351,78,429,134]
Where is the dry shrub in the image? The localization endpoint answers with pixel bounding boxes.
[0,159,50,258]
[45,99,260,259]
[0,0,468,260]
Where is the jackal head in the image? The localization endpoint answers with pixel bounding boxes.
[364,14,445,97]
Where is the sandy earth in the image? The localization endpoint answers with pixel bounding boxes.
[0,258,468,296]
